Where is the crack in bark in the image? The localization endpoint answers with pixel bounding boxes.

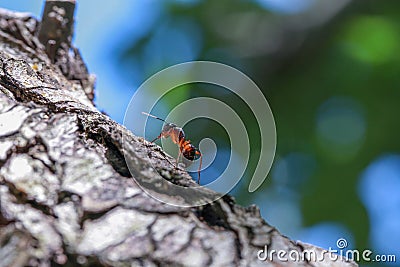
[81,127,131,178]
[2,179,54,217]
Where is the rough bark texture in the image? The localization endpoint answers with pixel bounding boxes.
[0,7,358,267]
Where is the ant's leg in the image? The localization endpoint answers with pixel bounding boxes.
[151,135,162,143]
[197,155,202,184]
[176,150,182,169]
[148,135,175,168]
[153,148,176,169]
[163,156,176,169]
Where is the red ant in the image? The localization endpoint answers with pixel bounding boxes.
[142,112,203,184]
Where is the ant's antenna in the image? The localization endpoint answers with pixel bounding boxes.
[142,112,167,123]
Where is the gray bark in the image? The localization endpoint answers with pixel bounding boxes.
[0,6,357,267]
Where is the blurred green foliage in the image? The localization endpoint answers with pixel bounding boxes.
[118,0,400,264]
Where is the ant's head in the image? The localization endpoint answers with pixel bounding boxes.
[162,123,177,133]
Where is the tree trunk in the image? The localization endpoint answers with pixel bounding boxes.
[0,5,357,267]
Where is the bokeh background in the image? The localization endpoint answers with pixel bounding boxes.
[2,1,399,266]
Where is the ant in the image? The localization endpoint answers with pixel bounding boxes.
[142,112,203,184]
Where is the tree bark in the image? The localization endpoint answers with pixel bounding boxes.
[0,6,357,267]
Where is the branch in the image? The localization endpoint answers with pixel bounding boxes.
[37,0,76,63]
